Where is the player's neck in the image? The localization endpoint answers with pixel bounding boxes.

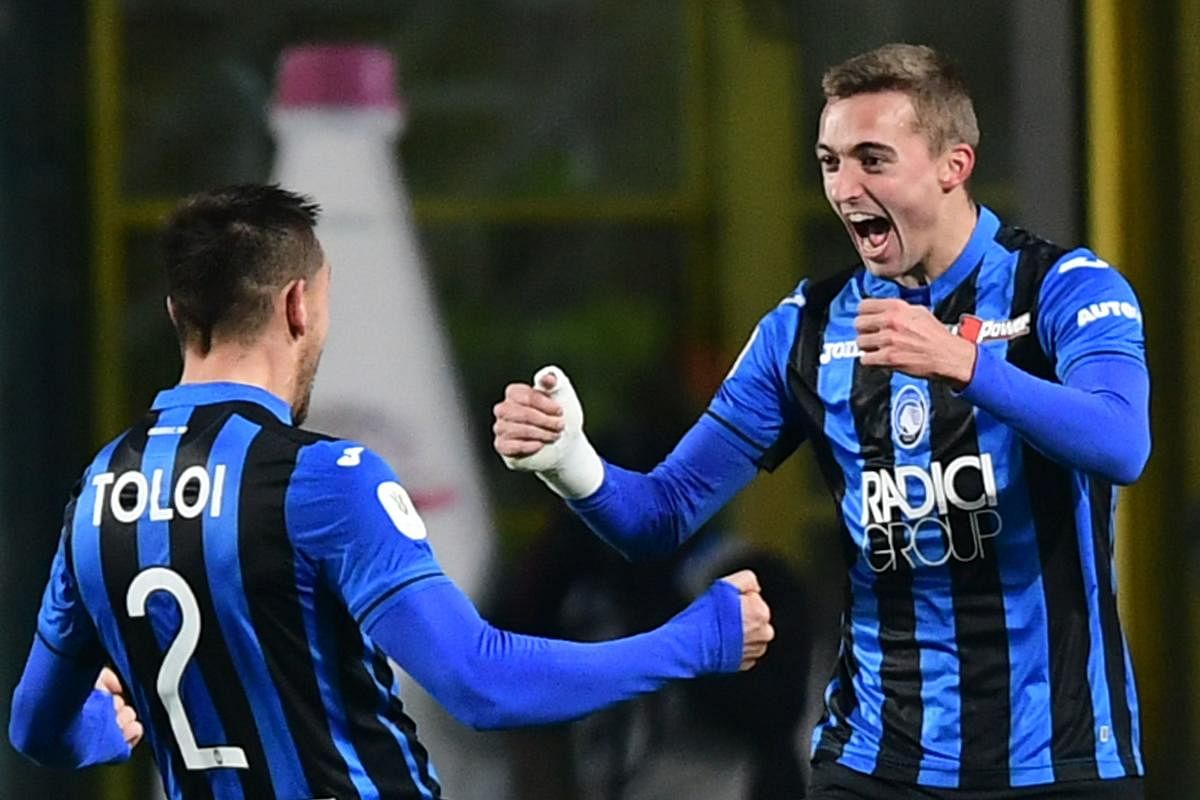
[178,343,298,410]
[899,195,978,288]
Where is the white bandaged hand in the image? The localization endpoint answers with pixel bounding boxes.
[502,366,604,499]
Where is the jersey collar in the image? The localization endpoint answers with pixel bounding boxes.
[152,381,294,425]
[858,204,1001,308]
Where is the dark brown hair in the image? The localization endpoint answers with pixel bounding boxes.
[163,184,322,353]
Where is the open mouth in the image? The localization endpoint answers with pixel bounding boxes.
[846,212,893,259]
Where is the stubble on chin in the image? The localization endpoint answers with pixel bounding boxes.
[291,346,322,426]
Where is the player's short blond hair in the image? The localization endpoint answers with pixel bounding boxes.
[821,43,979,155]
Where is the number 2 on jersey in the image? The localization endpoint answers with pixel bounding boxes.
[126,567,249,770]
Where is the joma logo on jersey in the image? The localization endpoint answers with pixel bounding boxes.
[954,312,1031,344]
[860,454,1001,572]
[819,339,862,364]
[1076,300,1141,328]
[91,466,228,525]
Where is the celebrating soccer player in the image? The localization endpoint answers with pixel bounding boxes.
[494,44,1149,799]
[8,184,774,800]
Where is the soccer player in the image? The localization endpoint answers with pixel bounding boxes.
[493,44,1149,799]
[8,184,774,800]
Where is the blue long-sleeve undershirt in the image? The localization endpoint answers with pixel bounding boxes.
[9,636,131,768]
[961,350,1150,485]
[569,351,1149,562]
[364,575,742,731]
[567,416,759,561]
[12,574,741,756]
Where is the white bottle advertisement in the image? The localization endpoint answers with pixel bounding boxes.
[271,45,506,798]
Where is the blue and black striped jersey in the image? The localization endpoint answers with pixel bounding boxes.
[706,206,1145,788]
[38,382,445,800]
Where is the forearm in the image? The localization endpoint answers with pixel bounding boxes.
[9,637,130,767]
[566,417,758,560]
[367,578,741,730]
[961,350,1150,484]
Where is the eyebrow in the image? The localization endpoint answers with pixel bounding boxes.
[815,142,899,158]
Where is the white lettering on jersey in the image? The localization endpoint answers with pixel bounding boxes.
[859,454,1001,572]
[147,425,189,436]
[955,312,1031,343]
[1058,256,1111,273]
[91,466,227,525]
[1076,300,1142,328]
[337,446,365,467]
[819,339,862,365]
[377,481,428,540]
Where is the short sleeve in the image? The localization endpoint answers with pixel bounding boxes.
[36,532,101,659]
[1037,249,1147,380]
[287,441,448,630]
[705,284,807,471]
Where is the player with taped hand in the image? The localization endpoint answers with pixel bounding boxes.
[495,43,1149,799]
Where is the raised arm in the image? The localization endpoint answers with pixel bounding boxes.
[493,290,808,560]
[855,249,1150,485]
[366,569,771,730]
[289,440,774,732]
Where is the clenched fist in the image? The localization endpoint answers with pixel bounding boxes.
[492,366,604,498]
[854,298,977,386]
[719,570,775,671]
[96,667,143,749]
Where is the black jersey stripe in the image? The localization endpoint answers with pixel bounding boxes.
[1006,232,1100,778]
[334,605,440,798]
[930,265,1013,787]
[168,405,275,798]
[787,270,860,758]
[235,422,359,800]
[849,355,923,782]
[100,415,215,800]
[369,645,441,796]
[1089,477,1138,776]
[819,581,861,759]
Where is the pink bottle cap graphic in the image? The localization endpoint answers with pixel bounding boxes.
[275,44,400,109]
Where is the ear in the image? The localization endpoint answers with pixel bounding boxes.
[165,296,177,325]
[284,279,308,339]
[939,143,976,192]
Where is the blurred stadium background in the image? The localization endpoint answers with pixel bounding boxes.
[2,1,1197,798]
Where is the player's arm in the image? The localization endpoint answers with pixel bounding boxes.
[493,291,806,560]
[855,252,1149,484]
[291,442,772,731]
[958,252,1150,484]
[366,569,768,730]
[9,537,143,767]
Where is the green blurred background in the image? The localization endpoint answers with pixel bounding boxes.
[2,1,1197,797]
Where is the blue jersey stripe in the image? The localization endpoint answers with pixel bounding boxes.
[138,406,191,569]
[203,414,312,798]
[72,438,124,663]
[973,253,1057,787]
